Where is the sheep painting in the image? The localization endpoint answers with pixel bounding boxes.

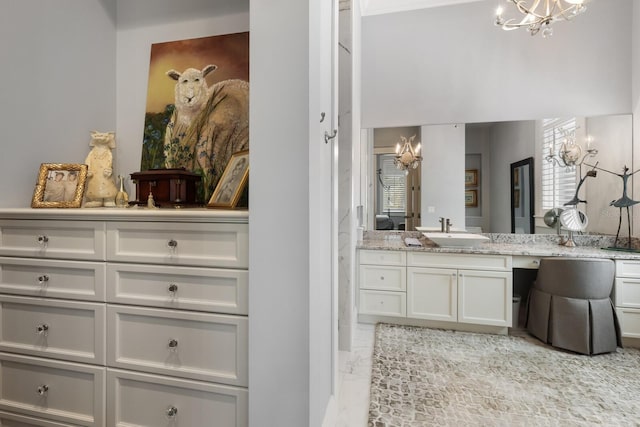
[163,65,249,199]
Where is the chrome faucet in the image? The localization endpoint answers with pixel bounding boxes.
[439,217,446,232]
[445,218,452,233]
[439,217,452,233]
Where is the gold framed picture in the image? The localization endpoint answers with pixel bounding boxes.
[464,189,478,207]
[465,169,478,186]
[207,150,249,209]
[31,163,88,208]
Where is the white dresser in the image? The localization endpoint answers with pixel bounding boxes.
[0,208,248,427]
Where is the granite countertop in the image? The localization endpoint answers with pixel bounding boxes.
[358,231,640,260]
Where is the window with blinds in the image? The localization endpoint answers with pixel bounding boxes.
[378,154,406,213]
[541,118,578,210]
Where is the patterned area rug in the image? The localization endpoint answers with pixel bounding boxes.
[368,323,640,427]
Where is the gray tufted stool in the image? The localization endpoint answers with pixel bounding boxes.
[525,257,621,355]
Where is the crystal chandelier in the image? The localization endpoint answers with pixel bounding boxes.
[495,0,587,37]
[394,135,422,173]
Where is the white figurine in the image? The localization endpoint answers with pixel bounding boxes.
[83,131,118,207]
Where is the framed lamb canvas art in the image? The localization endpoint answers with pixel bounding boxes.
[141,32,249,203]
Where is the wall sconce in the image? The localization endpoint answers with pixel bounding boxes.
[394,135,422,173]
[545,128,597,169]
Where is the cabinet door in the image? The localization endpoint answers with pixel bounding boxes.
[458,270,512,327]
[615,277,640,308]
[407,267,457,322]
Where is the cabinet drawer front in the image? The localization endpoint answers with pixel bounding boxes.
[0,353,105,426]
[512,256,541,269]
[617,308,640,338]
[359,290,406,317]
[107,263,248,314]
[408,252,512,271]
[0,220,105,261]
[615,278,640,308]
[107,369,247,427]
[615,260,640,278]
[106,222,248,268]
[359,265,406,291]
[0,411,76,427]
[107,305,248,386]
[359,250,406,266]
[0,296,106,365]
[0,257,105,302]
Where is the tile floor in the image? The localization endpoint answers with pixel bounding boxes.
[337,323,375,426]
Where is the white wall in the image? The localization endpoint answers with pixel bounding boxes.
[421,124,465,228]
[0,0,116,207]
[361,0,632,128]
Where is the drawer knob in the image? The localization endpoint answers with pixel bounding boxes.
[36,324,49,334]
[37,385,49,396]
[38,275,50,285]
[167,239,178,248]
[168,338,179,349]
[37,235,49,244]
[380,276,385,281]
[168,283,178,293]
[166,406,178,418]
[533,260,540,265]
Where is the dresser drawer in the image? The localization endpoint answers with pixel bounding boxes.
[106,263,248,315]
[0,257,105,302]
[615,277,640,308]
[106,222,248,268]
[0,411,75,426]
[107,305,247,386]
[359,290,406,317]
[615,260,640,278]
[358,265,406,291]
[107,369,247,427]
[617,307,640,339]
[0,296,106,364]
[359,249,406,266]
[0,220,105,261]
[0,353,105,426]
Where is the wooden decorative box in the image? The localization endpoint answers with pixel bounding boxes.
[130,168,202,207]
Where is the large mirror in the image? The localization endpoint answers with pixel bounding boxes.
[364,114,633,235]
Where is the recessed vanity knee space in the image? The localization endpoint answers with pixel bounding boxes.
[358,233,640,346]
[0,209,248,427]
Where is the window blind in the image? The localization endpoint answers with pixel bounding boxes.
[541,118,577,210]
[380,156,406,213]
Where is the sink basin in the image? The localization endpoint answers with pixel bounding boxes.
[415,226,467,233]
[423,232,490,248]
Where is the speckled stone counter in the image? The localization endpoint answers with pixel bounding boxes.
[358,231,640,260]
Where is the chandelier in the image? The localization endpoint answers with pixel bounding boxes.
[394,135,422,172]
[545,127,597,169]
[495,0,587,37]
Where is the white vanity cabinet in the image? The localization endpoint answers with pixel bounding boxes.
[615,259,640,339]
[0,210,249,427]
[407,253,513,327]
[358,250,407,317]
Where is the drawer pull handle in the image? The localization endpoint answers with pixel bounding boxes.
[38,275,50,284]
[168,283,178,293]
[36,324,49,334]
[37,235,49,244]
[166,406,178,418]
[167,239,178,248]
[533,260,540,265]
[380,276,385,281]
[168,338,179,349]
[37,385,49,396]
